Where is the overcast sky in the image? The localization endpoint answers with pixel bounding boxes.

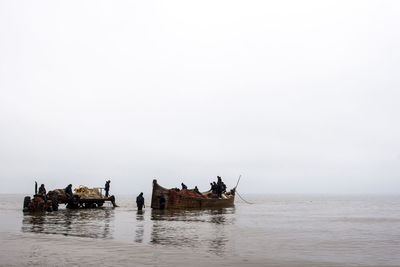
[0,0,399,195]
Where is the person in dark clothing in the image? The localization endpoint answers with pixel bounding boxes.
[217,176,223,198]
[136,192,145,211]
[194,186,201,195]
[105,180,110,197]
[38,184,46,195]
[64,184,73,199]
[37,184,47,201]
[181,183,187,190]
[159,194,166,209]
[212,182,218,194]
[221,182,226,193]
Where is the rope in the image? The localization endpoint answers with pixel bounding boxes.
[236,190,254,204]
[235,175,242,189]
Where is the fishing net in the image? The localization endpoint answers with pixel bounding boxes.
[47,189,68,202]
[169,189,178,203]
[179,189,209,198]
[74,186,103,199]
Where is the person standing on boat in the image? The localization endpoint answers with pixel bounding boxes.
[217,176,223,198]
[136,192,145,211]
[105,180,111,197]
[194,186,201,195]
[212,182,218,194]
[221,182,227,193]
[181,183,187,190]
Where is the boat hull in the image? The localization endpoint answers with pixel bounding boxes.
[151,179,235,209]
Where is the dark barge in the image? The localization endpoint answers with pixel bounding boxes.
[151,179,236,210]
[23,184,117,212]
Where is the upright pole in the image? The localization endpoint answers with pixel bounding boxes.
[35,181,37,194]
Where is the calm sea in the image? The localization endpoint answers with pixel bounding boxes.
[0,194,399,266]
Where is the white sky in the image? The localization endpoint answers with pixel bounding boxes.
[0,0,399,194]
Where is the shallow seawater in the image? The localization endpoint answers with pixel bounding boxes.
[1,194,400,266]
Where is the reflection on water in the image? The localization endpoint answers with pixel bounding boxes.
[12,194,400,265]
[208,209,231,255]
[149,208,235,254]
[135,210,145,243]
[150,208,235,224]
[21,205,236,255]
[22,208,115,239]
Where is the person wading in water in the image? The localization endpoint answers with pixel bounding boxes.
[136,192,145,211]
[159,194,166,209]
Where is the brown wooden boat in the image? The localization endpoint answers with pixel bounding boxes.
[151,179,236,209]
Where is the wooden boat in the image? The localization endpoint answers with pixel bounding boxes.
[151,179,236,209]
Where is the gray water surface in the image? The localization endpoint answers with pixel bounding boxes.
[1,194,399,266]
